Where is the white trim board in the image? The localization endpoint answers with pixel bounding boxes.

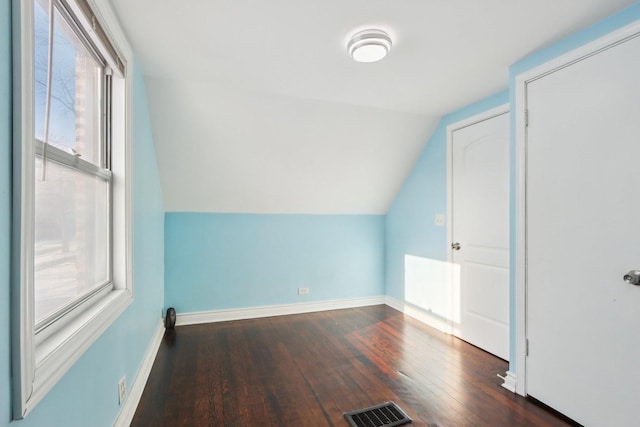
[113,320,165,427]
[513,18,640,398]
[177,296,459,334]
[497,371,517,393]
[175,296,386,326]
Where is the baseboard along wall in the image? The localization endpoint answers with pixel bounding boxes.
[175,296,386,326]
[113,320,165,427]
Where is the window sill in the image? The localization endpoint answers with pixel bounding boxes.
[20,289,132,418]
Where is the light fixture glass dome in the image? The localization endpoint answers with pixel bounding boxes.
[347,29,392,63]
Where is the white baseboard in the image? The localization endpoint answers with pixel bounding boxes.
[384,296,453,334]
[176,295,386,326]
[498,370,517,393]
[113,320,165,427]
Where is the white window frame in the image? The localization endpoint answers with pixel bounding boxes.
[11,0,134,418]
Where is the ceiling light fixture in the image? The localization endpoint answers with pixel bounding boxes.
[347,29,392,63]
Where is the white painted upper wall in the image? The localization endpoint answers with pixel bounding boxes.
[110,0,637,214]
[146,79,435,213]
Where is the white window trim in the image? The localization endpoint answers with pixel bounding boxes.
[11,0,134,419]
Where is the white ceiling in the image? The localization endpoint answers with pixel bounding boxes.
[109,0,636,214]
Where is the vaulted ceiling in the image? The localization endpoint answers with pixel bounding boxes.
[109,0,636,214]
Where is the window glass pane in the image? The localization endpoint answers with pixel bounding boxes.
[33,1,103,166]
[33,0,48,140]
[34,157,109,324]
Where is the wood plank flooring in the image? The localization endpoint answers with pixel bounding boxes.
[132,305,576,426]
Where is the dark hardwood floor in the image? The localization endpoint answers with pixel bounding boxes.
[132,305,575,426]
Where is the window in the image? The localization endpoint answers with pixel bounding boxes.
[33,0,112,332]
[12,0,133,418]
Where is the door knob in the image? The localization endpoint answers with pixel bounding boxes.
[623,270,640,286]
[451,242,461,250]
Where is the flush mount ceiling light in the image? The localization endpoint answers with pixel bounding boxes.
[347,29,392,63]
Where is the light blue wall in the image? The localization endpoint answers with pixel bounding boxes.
[506,1,640,369]
[165,213,385,312]
[0,1,165,420]
[385,91,509,302]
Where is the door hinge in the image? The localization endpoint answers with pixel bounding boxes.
[524,110,529,127]
[525,339,529,356]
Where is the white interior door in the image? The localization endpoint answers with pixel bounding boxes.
[526,33,640,426]
[451,112,510,360]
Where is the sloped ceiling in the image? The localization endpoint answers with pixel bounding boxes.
[110,0,636,214]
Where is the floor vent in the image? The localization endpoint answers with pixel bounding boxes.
[344,401,412,427]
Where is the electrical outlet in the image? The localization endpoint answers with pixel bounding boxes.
[434,214,445,227]
[298,287,309,295]
[118,376,126,405]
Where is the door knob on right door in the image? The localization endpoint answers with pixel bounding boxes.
[451,242,461,250]
[623,270,640,285]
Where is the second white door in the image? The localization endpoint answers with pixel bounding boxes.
[450,111,510,360]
